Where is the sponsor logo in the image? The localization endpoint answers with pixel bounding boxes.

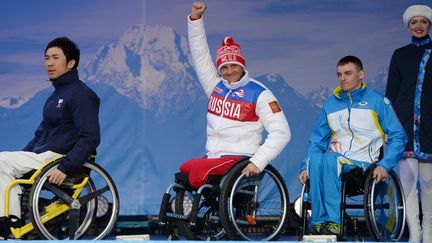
[269,101,281,113]
[232,89,245,98]
[57,99,63,108]
[214,87,223,93]
[359,101,368,106]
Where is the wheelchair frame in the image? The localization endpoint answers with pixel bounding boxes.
[4,155,119,240]
[299,163,406,241]
[159,158,290,241]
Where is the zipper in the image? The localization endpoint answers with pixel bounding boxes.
[221,90,232,118]
[345,92,355,157]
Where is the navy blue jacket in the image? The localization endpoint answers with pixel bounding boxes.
[24,70,100,174]
[386,35,432,155]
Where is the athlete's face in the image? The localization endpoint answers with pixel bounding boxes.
[220,64,244,84]
[408,16,431,39]
[336,63,364,92]
[45,47,75,80]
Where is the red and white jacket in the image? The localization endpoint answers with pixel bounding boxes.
[188,16,291,171]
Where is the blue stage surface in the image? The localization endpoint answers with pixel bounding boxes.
[9,239,409,242]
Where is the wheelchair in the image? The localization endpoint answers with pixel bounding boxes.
[4,155,119,240]
[299,163,406,241]
[159,158,290,240]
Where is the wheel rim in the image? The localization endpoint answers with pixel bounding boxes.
[228,169,288,240]
[31,170,96,240]
[368,174,405,241]
[31,162,119,240]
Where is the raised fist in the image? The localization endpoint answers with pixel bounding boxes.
[191,1,206,19]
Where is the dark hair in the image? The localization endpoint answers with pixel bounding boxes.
[337,55,363,71]
[45,36,80,69]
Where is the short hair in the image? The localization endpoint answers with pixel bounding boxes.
[45,37,80,69]
[337,55,363,71]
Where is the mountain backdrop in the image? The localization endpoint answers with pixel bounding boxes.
[0,24,387,215]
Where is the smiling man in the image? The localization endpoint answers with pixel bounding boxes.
[0,37,100,237]
[178,1,291,189]
[298,55,407,235]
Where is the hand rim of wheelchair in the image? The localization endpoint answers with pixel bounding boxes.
[364,170,406,241]
[29,160,119,240]
[220,161,289,241]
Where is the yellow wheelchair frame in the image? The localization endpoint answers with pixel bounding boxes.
[4,155,93,239]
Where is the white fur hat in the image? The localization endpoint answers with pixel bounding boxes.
[403,5,432,26]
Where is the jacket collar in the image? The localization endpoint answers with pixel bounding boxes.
[51,70,79,89]
[221,70,250,90]
[333,82,367,101]
[411,35,432,47]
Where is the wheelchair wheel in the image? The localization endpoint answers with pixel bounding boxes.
[29,160,119,240]
[175,188,225,240]
[364,170,406,241]
[219,161,289,240]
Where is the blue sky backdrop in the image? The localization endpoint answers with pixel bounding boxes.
[1,0,430,99]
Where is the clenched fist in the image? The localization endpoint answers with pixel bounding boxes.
[191,1,206,19]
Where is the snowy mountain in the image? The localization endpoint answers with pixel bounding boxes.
[0,96,28,109]
[0,24,318,215]
[305,85,333,108]
[82,24,200,120]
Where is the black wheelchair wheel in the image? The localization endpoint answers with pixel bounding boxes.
[29,160,119,240]
[364,170,406,241]
[175,188,225,240]
[219,161,289,240]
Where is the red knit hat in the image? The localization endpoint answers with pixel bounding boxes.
[216,37,246,71]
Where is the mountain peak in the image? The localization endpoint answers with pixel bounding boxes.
[81,24,203,119]
[0,96,28,109]
[264,73,284,83]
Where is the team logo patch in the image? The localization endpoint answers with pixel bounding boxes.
[232,89,245,98]
[214,87,223,93]
[269,101,281,113]
[384,97,390,105]
[57,99,64,108]
[359,101,368,106]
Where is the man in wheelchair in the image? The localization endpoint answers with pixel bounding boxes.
[182,1,291,189]
[158,3,291,240]
[0,37,100,238]
[298,56,407,236]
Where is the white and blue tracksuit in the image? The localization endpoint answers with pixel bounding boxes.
[299,83,407,225]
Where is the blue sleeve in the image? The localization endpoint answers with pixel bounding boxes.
[299,108,331,173]
[376,97,407,171]
[57,90,101,174]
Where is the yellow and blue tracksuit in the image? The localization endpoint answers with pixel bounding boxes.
[299,83,407,225]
